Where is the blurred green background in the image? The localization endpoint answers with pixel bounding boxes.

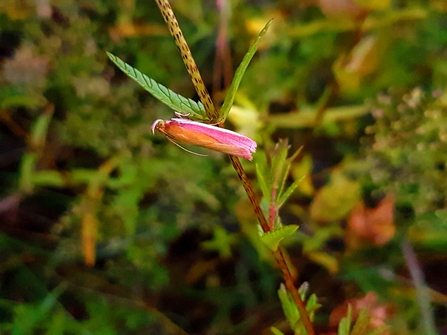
[1,0,447,333]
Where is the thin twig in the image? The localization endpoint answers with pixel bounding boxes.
[402,238,436,335]
[154,0,218,120]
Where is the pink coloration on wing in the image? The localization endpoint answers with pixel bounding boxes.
[170,118,257,151]
[152,118,257,160]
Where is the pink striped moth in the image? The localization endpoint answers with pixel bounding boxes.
[151,118,257,160]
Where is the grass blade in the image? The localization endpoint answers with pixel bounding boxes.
[219,20,273,121]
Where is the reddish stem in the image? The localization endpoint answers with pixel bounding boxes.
[229,156,315,335]
[269,188,277,229]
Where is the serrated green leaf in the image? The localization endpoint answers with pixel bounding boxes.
[219,20,273,121]
[106,52,209,121]
[260,225,299,251]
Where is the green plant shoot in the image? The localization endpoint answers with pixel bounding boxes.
[219,19,273,122]
[277,283,322,334]
[107,20,272,123]
[260,225,299,251]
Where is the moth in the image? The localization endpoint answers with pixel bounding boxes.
[152,118,257,160]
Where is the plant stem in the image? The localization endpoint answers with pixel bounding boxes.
[154,1,315,333]
[270,187,277,229]
[154,0,218,121]
[229,156,270,232]
[402,238,436,335]
[229,156,315,335]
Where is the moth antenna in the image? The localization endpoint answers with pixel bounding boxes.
[174,112,191,118]
[165,135,208,157]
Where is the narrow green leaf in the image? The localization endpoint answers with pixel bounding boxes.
[278,283,300,328]
[270,140,290,200]
[106,52,209,121]
[337,304,352,335]
[70,169,98,184]
[278,176,304,209]
[11,284,66,334]
[219,20,273,121]
[19,153,38,193]
[260,225,299,251]
[277,164,291,201]
[32,171,65,187]
[305,294,322,320]
[270,149,286,188]
[0,92,46,109]
[30,108,53,149]
[270,326,285,335]
[306,294,318,310]
[278,146,302,199]
[38,284,67,315]
[351,307,371,335]
[256,163,271,202]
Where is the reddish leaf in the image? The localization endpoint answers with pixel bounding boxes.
[348,195,395,247]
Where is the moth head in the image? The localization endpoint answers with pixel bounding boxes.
[151,119,165,134]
